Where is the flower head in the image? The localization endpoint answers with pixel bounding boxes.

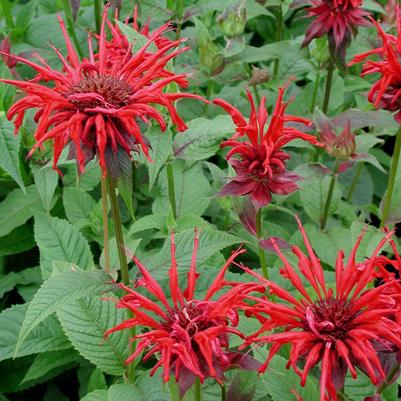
[302,0,370,51]
[105,232,261,396]
[1,8,202,175]
[213,86,320,209]
[242,218,401,401]
[349,8,401,123]
[314,110,356,160]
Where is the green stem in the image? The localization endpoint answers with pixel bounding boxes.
[166,162,177,219]
[272,3,283,80]
[94,0,102,35]
[256,208,268,279]
[322,56,335,114]
[0,0,14,29]
[168,379,180,401]
[194,378,203,401]
[175,0,184,39]
[221,384,226,401]
[321,159,340,230]
[380,125,401,228]
[346,162,364,202]
[309,69,321,113]
[101,176,110,274]
[62,0,83,58]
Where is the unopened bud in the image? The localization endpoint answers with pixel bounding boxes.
[248,66,269,85]
[217,1,247,38]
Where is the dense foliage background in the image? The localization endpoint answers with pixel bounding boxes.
[0,0,400,400]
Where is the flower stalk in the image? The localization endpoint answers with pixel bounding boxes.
[194,378,203,401]
[272,3,283,80]
[0,0,14,29]
[380,125,401,227]
[256,208,268,279]
[322,56,335,114]
[101,176,110,274]
[94,0,102,35]
[166,161,177,219]
[310,70,321,113]
[321,159,340,230]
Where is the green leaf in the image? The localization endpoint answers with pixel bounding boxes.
[148,228,242,278]
[0,116,25,191]
[0,266,40,298]
[63,187,96,227]
[299,175,341,224]
[21,349,80,384]
[108,383,144,401]
[87,368,107,393]
[0,185,42,238]
[128,214,166,236]
[15,270,113,355]
[174,115,235,161]
[0,225,35,256]
[34,213,94,278]
[80,390,108,401]
[57,295,130,375]
[115,20,157,53]
[0,304,71,362]
[32,164,59,212]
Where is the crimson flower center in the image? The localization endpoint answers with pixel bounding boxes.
[162,302,215,338]
[305,296,357,340]
[65,74,133,110]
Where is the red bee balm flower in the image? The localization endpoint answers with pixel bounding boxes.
[302,0,370,50]
[1,9,202,175]
[105,233,261,396]
[213,87,320,209]
[243,218,401,401]
[349,8,401,123]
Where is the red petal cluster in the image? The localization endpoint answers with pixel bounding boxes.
[213,86,320,209]
[349,8,401,123]
[105,232,262,396]
[302,0,370,49]
[242,218,401,401]
[1,9,202,175]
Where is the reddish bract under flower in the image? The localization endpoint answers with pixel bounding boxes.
[213,86,320,209]
[242,218,401,401]
[349,8,401,123]
[1,9,202,175]
[105,232,261,396]
[302,0,370,50]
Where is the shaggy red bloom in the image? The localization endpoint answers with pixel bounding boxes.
[105,232,261,396]
[349,8,401,123]
[213,86,320,209]
[302,0,370,50]
[1,9,201,175]
[242,218,401,401]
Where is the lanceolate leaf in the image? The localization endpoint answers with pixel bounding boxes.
[57,296,130,375]
[0,116,25,191]
[32,164,59,212]
[15,270,114,355]
[34,213,94,278]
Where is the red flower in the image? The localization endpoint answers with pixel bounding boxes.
[105,232,261,396]
[302,0,370,50]
[213,86,320,209]
[349,8,401,123]
[1,9,202,175]
[242,218,401,401]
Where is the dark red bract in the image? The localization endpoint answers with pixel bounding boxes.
[213,86,320,209]
[1,9,202,175]
[242,218,401,401]
[105,232,262,396]
[349,8,401,123]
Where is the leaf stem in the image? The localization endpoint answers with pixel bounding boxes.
[321,159,340,230]
[256,208,268,279]
[381,125,401,227]
[166,162,177,219]
[94,0,102,35]
[194,378,203,401]
[272,3,283,80]
[62,0,84,58]
[322,56,335,114]
[346,162,364,202]
[221,384,226,401]
[101,176,110,274]
[309,69,321,113]
[0,0,14,29]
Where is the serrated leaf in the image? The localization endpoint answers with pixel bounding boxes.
[63,187,96,227]
[174,115,235,161]
[32,164,59,212]
[128,214,166,236]
[0,304,71,362]
[0,185,42,237]
[148,228,242,278]
[115,20,157,53]
[81,390,108,401]
[34,213,94,278]
[0,266,40,298]
[0,116,25,191]
[57,295,130,375]
[15,270,113,355]
[22,349,80,384]
[108,383,144,401]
